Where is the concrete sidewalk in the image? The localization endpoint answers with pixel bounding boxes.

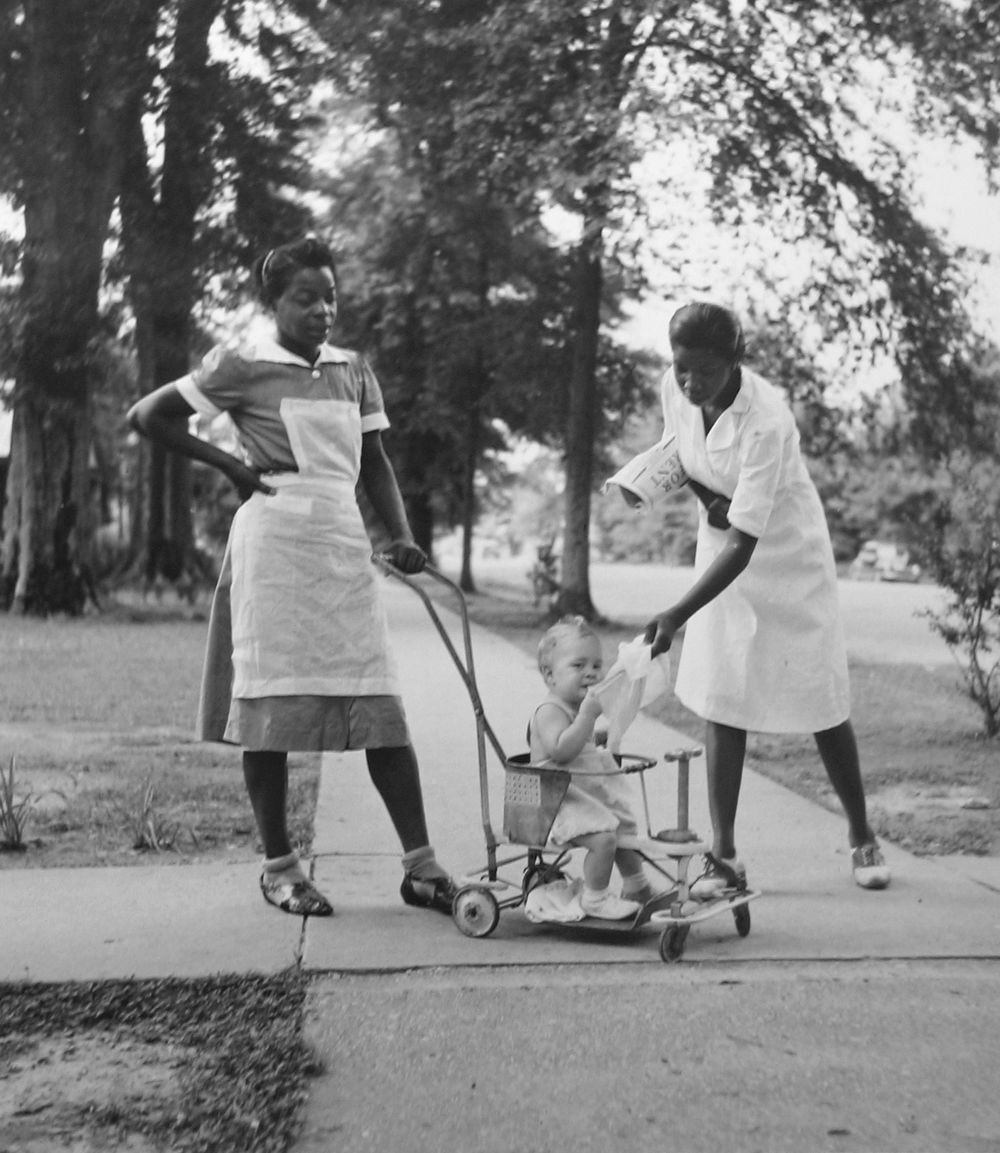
[2,572,998,985]
[304,575,1000,970]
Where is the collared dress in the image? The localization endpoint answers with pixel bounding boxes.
[661,366,851,733]
[176,335,410,752]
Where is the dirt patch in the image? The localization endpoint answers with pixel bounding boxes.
[866,784,996,856]
[0,1033,191,1152]
[0,974,312,1153]
[870,783,993,815]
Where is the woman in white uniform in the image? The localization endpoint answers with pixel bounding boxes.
[645,302,890,893]
[128,237,456,918]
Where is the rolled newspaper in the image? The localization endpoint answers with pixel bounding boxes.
[601,434,688,510]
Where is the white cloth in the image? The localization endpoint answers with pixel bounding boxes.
[523,878,586,923]
[590,636,671,752]
[229,398,399,698]
[661,366,850,732]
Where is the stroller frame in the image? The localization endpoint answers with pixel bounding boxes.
[377,559,760,962]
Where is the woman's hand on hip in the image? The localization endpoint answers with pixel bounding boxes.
[644,610,681,658]
[385,539,427,574]
[225,461,276,502]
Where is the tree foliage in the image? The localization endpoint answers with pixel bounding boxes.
[117,0,322,593]
[0,0,329,612]
[2,0,999,621]
[1,0,161,613]
[317,0,654,602]
[639,1,1000,453]
[916,449,1000,737]
[317,0,1000,616]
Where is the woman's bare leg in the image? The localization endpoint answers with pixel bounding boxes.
[814,720,874,847]
[242,750,291,858]
[705,721,747,859]
[365,744,431,852]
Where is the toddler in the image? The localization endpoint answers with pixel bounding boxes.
[529,616,656,920]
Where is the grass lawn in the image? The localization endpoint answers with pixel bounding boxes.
[0,597,319,867]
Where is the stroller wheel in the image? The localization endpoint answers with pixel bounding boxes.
[452,886,501,938]
[659,924,690,963]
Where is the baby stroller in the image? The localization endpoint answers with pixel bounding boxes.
[375,558,760,962]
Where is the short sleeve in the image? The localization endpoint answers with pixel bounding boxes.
[726,421,786,538]
[176,346,248,418]
[358,356,390,433]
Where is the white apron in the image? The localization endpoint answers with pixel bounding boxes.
[228,397,399,698]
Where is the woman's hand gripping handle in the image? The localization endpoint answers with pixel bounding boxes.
[380,540,428,575]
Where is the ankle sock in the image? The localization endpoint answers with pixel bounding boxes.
[262,852,307,882]
[402,845,448,882]
[620,873,649,898]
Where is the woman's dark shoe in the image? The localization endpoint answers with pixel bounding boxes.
[260,872,334,917]
[400,873,459,914]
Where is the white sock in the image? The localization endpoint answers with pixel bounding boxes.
[402,845,447,881]
[262,852,306,881]
[620,873,649,897]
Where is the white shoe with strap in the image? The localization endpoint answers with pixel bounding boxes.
[852,842,891,889]
[689,854,747,901]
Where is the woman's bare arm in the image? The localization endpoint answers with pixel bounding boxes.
[127,384,273,500]
[644,527,758,656]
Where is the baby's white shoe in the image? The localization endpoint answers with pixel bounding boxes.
[580,888,641,920]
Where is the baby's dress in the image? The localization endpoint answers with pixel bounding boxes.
[529,698,640,846]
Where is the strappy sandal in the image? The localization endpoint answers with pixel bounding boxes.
[259,872,334,917]
[400,873,458,914]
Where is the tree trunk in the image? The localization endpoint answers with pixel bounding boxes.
[1,0,159,614]
[555,207,603,620]
[119,0,223,600]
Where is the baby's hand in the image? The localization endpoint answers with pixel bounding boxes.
[580,689,604,722]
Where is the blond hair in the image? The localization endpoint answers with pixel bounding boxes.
[537,615,598,676]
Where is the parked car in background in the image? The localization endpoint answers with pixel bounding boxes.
[848,540,922,583]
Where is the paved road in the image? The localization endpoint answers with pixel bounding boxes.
[474,558,954,667]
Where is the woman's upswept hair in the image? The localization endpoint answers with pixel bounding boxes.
[669,301,746,363]
[253,236,337,306]
[537,615,598,675]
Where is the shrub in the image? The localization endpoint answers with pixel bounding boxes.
[0,755,33,851]
[917,451,1000,737]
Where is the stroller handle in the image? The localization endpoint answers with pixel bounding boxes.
[371,553,508,766]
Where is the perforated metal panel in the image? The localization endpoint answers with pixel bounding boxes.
[504,770,542,807]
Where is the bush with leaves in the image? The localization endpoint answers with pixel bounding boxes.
[916,452,1000,737]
